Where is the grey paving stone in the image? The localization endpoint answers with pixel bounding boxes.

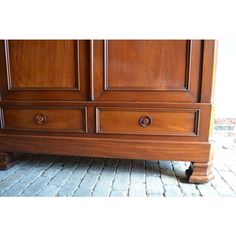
[88,158,106,173]
[37,185,61,197]
[0,158,41,195]
[130,160,145,184]
[160,169,178,185]
[70,165,92,180]
[115,159,132,173]
[41,161,65,178]
[145,160,160,177]
[20,176,51,196]
[213,159,229,171]
[133,160,145,170]
[73,172,101,197]
[92,161,119,197]
[0,158,30,181]
[56,179,81,197]
[110,190,128,197]
[34,158,57,170]
[159,160,172,170]
[164,185,183,197]
[92,173,115,197]
[112,160,131,191]
[196,183,219,197]
[72,158,106,197]
[79,157,93,166]
[217,171,236,192]
[148,193,164,197]
[105,159,119,167]
[36,160,79,197]
[129,183,146,197]
[1,168,44,196]
[222,161,236,175]
[179,182,200,197]
[57,159,92,196]
[49,160,78,187]
[211,176,236,197]
[146,176,164,195]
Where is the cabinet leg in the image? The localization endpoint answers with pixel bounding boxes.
[0,152,16,170]
[186,161,214,184]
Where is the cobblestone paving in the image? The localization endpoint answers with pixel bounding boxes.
[0,144,236,197]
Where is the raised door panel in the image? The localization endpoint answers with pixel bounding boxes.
[93,40,203,102]
[0,40,89,101]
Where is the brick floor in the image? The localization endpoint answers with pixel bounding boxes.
[0,144,236,197]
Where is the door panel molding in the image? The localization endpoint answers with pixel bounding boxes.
[93,40,203,102]
[104,40,192,92]
[4,40,81,91]
[0,40,89,101]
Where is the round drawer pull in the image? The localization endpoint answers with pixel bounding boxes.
[139,115,152,127]
[35,114,47,125]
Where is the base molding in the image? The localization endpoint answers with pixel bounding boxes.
[0,134,212,162]
[186,161,214,184]
[0,152,16,170]
[0,134,214,183]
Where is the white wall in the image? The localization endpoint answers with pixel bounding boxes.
[214,40,236,118]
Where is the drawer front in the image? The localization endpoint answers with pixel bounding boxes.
[96,107,200,136]
[1,107,87,133]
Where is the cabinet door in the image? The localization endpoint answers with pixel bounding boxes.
[0,40,89,101]
[93,40,203,102]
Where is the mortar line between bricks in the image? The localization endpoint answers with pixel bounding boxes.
[221,162,236,177]
[173,161,201,197]
[127,160,133,197]
[158,161,166,197]
[214,168,236,194]
[71,158,94,197]
[0,157,44,196]
[0,158,32,182]
[193,181,201,196]
[39,158,58,176]
[210,183,224,196]
[209,175,224,196]
[46,158,71,184]
[16,172,43,196]
[171,161,184,196]
[90,159,107,197]
[144,160,148,197]
[14,157,46,196]
[36,159,70,196]
[182,162,202,197]
[195,184,203,197]
[55,159,81,197]
[108,159,120,197]
[20,158,58,196]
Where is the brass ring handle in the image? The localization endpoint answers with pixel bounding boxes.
[139,115,152,127]
[35,114,47,125]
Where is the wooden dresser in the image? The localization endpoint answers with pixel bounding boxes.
[0,40,217,183]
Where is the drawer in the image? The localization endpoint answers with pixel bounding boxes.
[96,107,200,136]
[1,107,87,133]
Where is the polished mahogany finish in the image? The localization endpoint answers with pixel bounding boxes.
[93,40,203,102]
[96,107,199,136]
[1,106,87,132]
[0,40,217,184]
[8,40,78,89]
[0,40,90,101]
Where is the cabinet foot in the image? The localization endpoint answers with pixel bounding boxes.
[186,161,214,184]
[0,152,16,170]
